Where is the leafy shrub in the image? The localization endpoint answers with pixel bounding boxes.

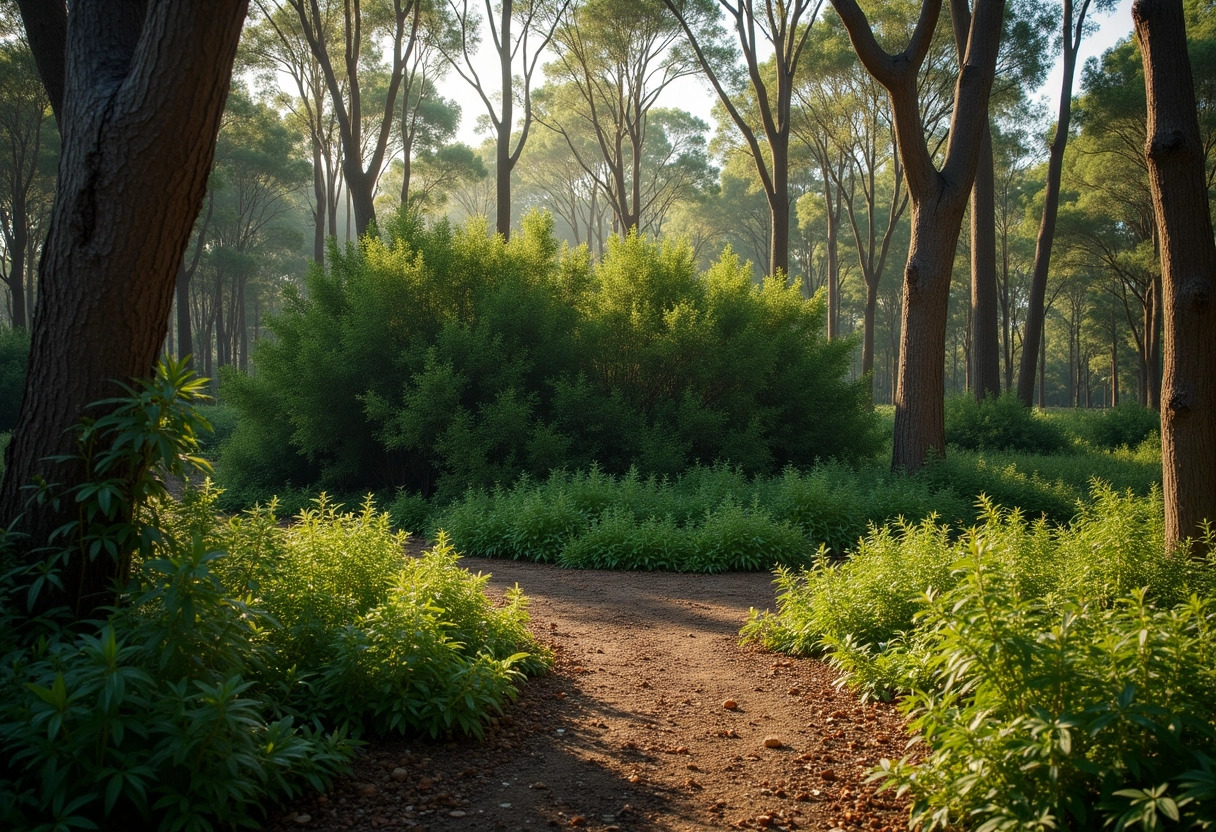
[0,364,550,832]
[220,211,878,505]
[875,543,1216,831]
[0,326,27,433]
[742,486,1210,699]
[194,402,239,456]
[1082,401,1162,450]
[944,393,1069,454]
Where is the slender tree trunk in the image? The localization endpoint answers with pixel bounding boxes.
[769,137,790,278]
[970,121,1000,399]
[312,139,325,264]
[1019,0,1089,405]
[175,264,193,365]
[862,279,878,397]
[1039,324,1046,408]
[1134,0,1216,556]
[825,178,840,339]
[0,0,247,619]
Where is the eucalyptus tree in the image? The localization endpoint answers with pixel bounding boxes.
[540,0,699,234]
[441,0,571,239]
[0,0,247,617]
[830,0,1005,472]
[1015,0,1116,405]
[1134,0,1216,556]
[278,0,425,236]
[0,37,53,330]
[664,0,826,278]
[245,2,343,262]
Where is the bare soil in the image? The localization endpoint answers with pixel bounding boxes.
[267,557,912,832]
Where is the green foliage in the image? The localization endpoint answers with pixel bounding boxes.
[876,546,1216,831]
[0,365,550,832]
[220,211,878,504]
[1081,402,1162,451]
[743,485,1216,830]
[945,393,1069,454]
[0,326,27,433]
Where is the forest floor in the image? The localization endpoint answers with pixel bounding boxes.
[266,555,914,832]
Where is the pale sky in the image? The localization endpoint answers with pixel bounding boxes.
[438,0,1137,152]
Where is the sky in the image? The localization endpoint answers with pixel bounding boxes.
[438,0,1138,152]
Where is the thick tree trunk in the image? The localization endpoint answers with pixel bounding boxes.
[0,0,246,619]
[893,206,967,468]
[1134,0,1216,557]
[970,121,1000,399]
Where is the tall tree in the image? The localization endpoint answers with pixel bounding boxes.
[664,0,822,279]
[0,0,247,618]
[282,0,421,237]
[831,0,1005,472]
[1016,0,1110,405]
[541,0,697,234]
[1133,0,1216,556]
[442,0,570,239]
[0,38,54,330]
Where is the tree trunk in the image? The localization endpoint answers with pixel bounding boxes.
[175,264,193,365]
[312,138,325,264]
[970,121,1000,399]
[1134,0,1216,557]
[0,0,247,618]
[862,279,878,383]
[1019,0,1089,405]
[768,137,790,278]
[825,179,840,339]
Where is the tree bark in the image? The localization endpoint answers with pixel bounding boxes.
[0,0,247,618]
[969,120,1001,399]
[1133,0,1216,557]
[832,0,1005,472]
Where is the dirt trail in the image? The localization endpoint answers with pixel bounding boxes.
[268,559,911,832]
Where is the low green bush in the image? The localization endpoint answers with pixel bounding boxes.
[944,393,1069,454]
[0,364,550,832]
[742,485,1216,830]
[1083,401,1162,450]
[877,545,1216,831]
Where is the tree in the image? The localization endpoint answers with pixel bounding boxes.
[0,0,247,618]
[0,37,54,330]
[281,0,421,237]
[541,0,697,234]
[664,0,822,279]
[1133,0,1216,556]
[831,0,1004,472]
[442,0,571,239]
[1016,0,1111,405]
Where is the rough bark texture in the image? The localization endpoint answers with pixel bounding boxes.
[970,121,1001,399]
[832,0,1004,472]
[0,0,248,617]
[1133,0,1216,557]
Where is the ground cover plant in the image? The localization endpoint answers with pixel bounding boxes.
[217,210,878,508]
[0,365,549,832]
[742,486,1216,829]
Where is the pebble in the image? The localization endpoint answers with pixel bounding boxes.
[293,814,312,825]
[357,784,378,797]
[763,736,783,748]
[449,810,467,818]
[391,768,409,782]
[723,699,739,710]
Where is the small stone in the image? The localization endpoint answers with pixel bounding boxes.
[418,778,434,791]
[569,817,586,827]
[449,810,467,818]
[763,736,783,749]
[391,768,409,782]
[819,769,838,780]
[723,699,739,710]
[628,774,641,783]
[293,814,312,825]
[530,782,549,790]
[358,784,378,797]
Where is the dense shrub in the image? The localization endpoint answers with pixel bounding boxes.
[1082,401,1162,449]
[0,366,549,832]
[220,211,878,504]
[944,393,1068,454]
[741,486,1216,829]
[0,326,27,433]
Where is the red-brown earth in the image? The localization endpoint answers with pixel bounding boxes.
[266,557,913,832]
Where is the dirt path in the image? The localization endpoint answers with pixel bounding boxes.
[268,559,911,832]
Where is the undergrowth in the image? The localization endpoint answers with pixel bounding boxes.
[0,363,549,832]
[742,486,1216,829]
